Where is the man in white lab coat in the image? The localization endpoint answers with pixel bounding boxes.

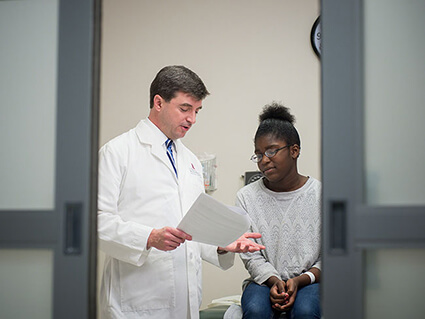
[98,65,264,319]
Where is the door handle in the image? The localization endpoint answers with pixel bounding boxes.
[64,202,82,255]
[329,200,347,255]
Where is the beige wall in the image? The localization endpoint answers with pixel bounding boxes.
[99,0,320,310]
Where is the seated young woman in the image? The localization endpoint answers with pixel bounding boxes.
[237,102,321,319]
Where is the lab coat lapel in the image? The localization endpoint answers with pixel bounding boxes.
[135,119,178,182]
[175,139,203,185]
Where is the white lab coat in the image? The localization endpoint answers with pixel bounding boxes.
[98,119,234,319]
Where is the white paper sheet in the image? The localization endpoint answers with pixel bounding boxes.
[177,193,251,247]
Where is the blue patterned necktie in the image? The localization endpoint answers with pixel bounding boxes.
[166,138,178,178]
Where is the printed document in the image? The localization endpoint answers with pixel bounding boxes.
[177,193,251,247]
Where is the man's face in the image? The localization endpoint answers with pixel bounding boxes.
[154,91,203,140]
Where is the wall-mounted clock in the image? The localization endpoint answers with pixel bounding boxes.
[310,16,321,58]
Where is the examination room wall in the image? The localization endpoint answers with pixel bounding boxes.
[99,0,321,311]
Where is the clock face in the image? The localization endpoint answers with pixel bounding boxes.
[311,16,321,57]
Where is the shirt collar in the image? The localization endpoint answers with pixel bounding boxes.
[145,118,177,152]
[146,118,169,144]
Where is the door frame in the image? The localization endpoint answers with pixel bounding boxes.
[321,0,425,318]
[0,1,101,318]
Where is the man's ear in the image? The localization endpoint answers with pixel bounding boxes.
[291,144,301,159]
[153,95,163,111]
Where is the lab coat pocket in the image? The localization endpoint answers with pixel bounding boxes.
[119,251,175,312]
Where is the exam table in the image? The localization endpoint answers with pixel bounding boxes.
[199,305,230,319]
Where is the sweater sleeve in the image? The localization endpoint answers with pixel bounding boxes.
[236,191,281,285]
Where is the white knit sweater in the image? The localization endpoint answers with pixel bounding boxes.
[236,177,321,286]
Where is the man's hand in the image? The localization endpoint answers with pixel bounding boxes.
[147,227,192,251]
[218,232,265,253]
